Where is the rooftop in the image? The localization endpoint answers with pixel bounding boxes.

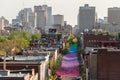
[0,70,29,77]
[85,47,120,54]
[1,52,49,61]
[14,56,45,61]
[0,73,28,77]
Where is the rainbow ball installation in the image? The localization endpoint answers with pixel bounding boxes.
[56,36,79,77]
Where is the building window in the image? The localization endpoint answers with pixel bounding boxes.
[89,40,91,42]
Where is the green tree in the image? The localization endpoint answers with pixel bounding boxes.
[48,75,57,80]
[0,36,6,42]
[2,39,15,56]
[16,37,29,51]
[80,63,86,80]
[0,31,31,56]
[49,58,62,75]
[118,32,120,40]
[109,33,115,40]
[61,48,68,55]
[31,33,41,40]
[95,29,109,35]
[21,31,31,41]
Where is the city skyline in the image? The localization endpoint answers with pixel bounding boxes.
[0,0,120,26]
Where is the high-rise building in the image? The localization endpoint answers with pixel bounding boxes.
[0,17,9,27]
[12,19,20,27]
[34,5,52,33]
[42,5,52,26]
[28,12,37,28]
[46,7,52,26]
[53,14,64,26]
[34,6,46,33]
[53,14,64,33]
[0,17,9,30]
[0,18,4,30]
[17,8,32,22]
[78,4,95,32]
[24,8,32,22]
[108,7,120,25]
[16,10,23,22]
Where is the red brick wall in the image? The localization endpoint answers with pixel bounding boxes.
[84,34,110,47]
[97,50,120,80]
[0,64,39,73]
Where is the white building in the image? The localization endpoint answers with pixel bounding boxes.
[0,17,10,30]
[0,18,5,30]
[78,4,95,32]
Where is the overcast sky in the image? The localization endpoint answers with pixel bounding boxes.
[0,0,120,26]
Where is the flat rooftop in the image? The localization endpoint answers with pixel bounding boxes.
[0,73,28,77]
[1,55,48,61]
[14,56,45,61]
[0,70,29,77]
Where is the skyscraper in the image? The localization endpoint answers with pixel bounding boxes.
[17,8,32,22]
[46,7,52,26]
[34,6,46,33]
[108,7,120,25]
[28,12,37,28]
[34,5,52,33]
[53,14,64,33]
[53,14,64,26]
[78,4,95,32]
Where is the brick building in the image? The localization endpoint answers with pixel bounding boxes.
[0,69,37,80]
[0,54,49,80]
[98,41,120,48]
[87,48,120,80]
[83,33,111,48]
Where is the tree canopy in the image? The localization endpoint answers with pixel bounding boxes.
[31,33,41,40]
[0,31,31,56]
